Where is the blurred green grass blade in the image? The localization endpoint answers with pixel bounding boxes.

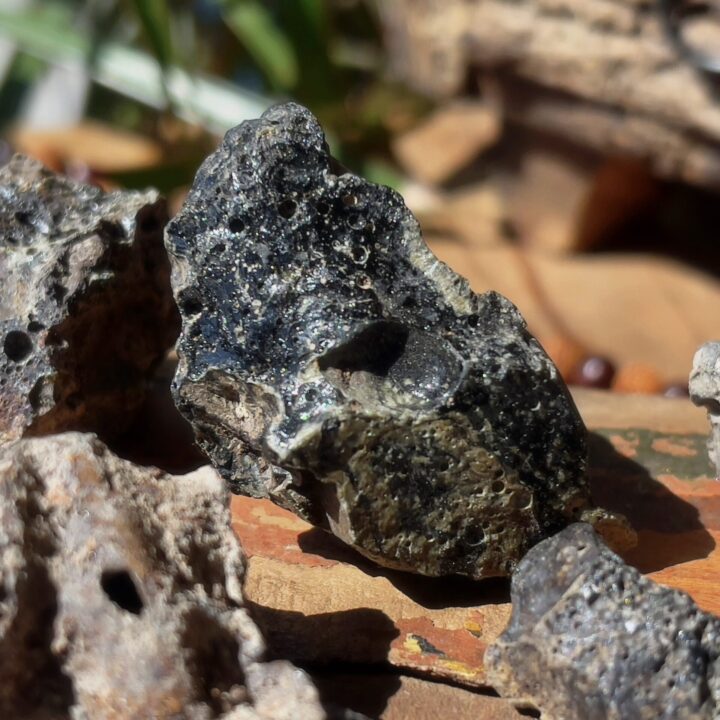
[130,0,173,68]
[296,0,325,38]
[221,0,298,91]
[0,6,270,133]
[278,0,337,105]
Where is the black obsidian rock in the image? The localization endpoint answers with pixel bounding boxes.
[0,155,177,444]
[166,102,631,579]
[486,523,720,719]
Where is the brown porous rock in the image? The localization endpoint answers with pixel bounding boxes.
[0,432,332,720]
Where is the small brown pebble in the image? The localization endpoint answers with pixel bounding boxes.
[663,382,689,398]
[570,355,616,389]
[612,363,664,394]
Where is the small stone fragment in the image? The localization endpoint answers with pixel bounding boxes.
[166,102,631,580]
[0,433,330,719]
[690,342,720,478]
[485,523,720,720]
[0,155,178,444]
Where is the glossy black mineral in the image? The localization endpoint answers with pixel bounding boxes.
[486,523,720,719]
[166,102,631,579]
[0,155,177,444]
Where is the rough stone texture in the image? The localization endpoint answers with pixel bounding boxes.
[166,102,632,580]
[486,523,720,720]
[0,155,178,445]
[0,433,330,720]
[689,342,720,478]
[376,0,720,189]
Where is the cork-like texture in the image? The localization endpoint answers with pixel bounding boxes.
[166,102,631,580]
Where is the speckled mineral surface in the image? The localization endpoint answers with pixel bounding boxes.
[690,342,720,478]
[0,155,177,444]
[0,433,331,720]
[486,523,720,719]
[166,102,631,579]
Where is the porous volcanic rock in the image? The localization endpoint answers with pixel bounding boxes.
[0,433,330,720]
[486,523,720,720]
[0,155,177,445]
[166,102,631,579]
[690,342,720,478]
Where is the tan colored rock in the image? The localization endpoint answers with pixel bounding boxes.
[0,433,328,720]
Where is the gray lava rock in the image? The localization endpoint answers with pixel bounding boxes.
[486,523,720,720]
[166,102,632,579]
[0,155,177,445]
[0,433,330,720]
[690,342,720,478]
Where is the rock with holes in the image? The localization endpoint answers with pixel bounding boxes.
[166,102,632,580]
[0,155,177,445]
[690,342,720,479]
[486,523,720,719]
[0,432,334,720]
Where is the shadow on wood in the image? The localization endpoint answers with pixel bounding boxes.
[297,528,510,610]
[588,431,715,572]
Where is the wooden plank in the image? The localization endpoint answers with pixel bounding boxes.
[234,391,719,689]
[312,673,524,720]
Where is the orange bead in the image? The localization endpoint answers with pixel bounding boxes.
[611,363,664,394]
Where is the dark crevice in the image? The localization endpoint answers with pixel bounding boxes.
[318,321,409,377]
[0,477,76,717]
[182,608,247,716]
[3,330,33,362]
[100,569,144,615]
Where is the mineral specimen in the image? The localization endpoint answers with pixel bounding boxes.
[0,433,331,720]
[0,155,177,445]
[485,523,720,719]
[689,342,720,478]
[166,102,631,579]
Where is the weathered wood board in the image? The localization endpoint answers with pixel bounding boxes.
[233,389,718,708]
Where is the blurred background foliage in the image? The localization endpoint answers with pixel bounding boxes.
[0,0,429,189]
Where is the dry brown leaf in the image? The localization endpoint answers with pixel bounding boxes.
[392,101,501,185]
[10,122,163,173]
[428,240,720,380]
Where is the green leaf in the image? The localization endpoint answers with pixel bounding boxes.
[130,0,173,68]
[0,6,270,134]
[221,1,298,91]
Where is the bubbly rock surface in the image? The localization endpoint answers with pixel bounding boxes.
[690,342,720,478]
[0,433,330,720]
[0,155,177,444]
[166,102,631,579]
[486,523,720,719]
